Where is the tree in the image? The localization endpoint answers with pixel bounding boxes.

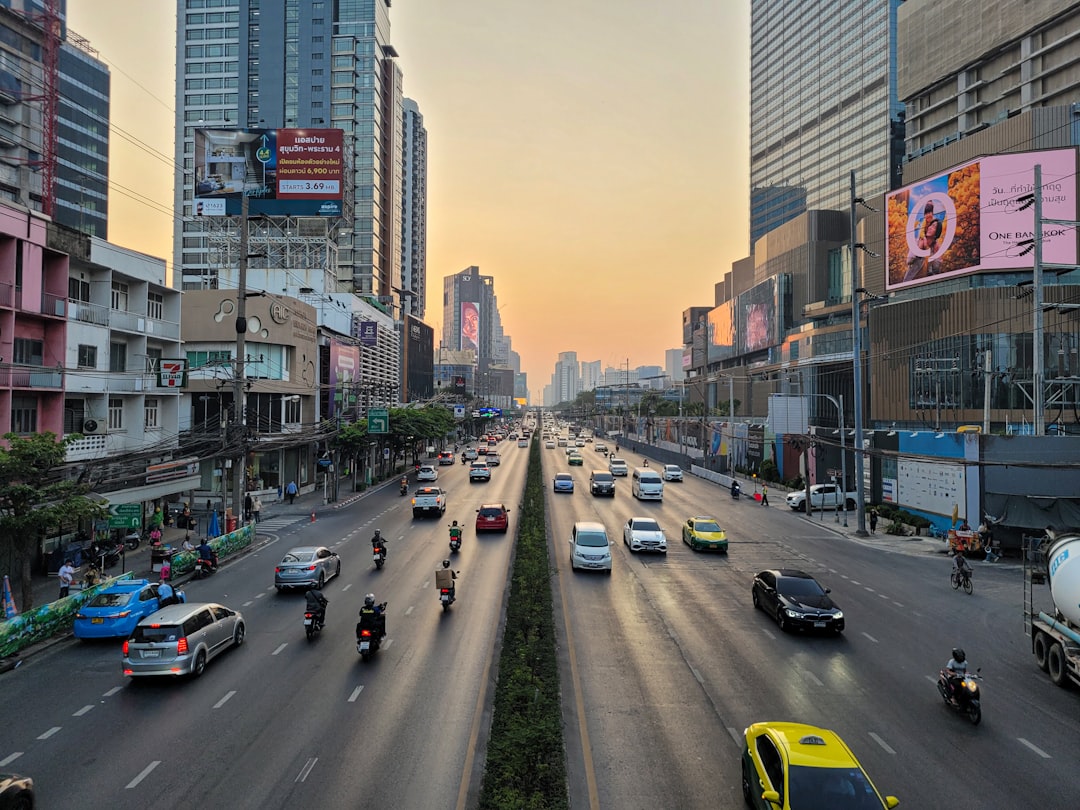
[0,433,106,611]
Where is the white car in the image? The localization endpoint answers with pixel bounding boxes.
[662,464,683,482]
[569,521,612,574]
[417,465,438,482]
[545,439,556,449]
[608,457,629,476]
[623,517,668,553]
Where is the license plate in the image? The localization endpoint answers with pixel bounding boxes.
[141,649,161,658]
[359,641,370,651]
[814,621,826,628]
[373,555,381,562]
[486,517,495,521]
[91,617,104,624]
[304,619,312,625]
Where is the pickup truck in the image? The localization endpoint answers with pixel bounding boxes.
[412,486,447,518]
[785,484,858,512]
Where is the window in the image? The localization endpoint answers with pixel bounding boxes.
[77,345,97,369]
[111,281,129,311]
[13,336,44,367]
[755,737,785,804]
[109,342,127,373]
[147,292,164,320]
[187,349,231,369]
[145,398,160,429]
[69,277,90,303]
[108,397,123,431]
[146,346,162,374]
[11,396,37,434]
[63,398,85,433]
[284,396,301,423]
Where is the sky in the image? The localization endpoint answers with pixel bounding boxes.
[67,1,751,400]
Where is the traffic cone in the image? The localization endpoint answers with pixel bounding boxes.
[311,510,316,523]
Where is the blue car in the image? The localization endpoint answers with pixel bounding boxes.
[73,579,183,639]
[553,473,575,494]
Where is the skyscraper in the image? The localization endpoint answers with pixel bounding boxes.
[749,0,904,247]
[173,0,404,304]
[401,97,427,319]
[441,266,510,371]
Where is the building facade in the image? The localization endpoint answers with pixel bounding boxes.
[441,266,507,370]
[401,97,427,319]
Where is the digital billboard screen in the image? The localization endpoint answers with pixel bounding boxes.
[885,148,1077,290]
[738,278,777,354]
[194,128,344,217]
[707,300,737,364]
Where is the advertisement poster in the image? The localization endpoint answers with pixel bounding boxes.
[707,300,737,364]
[738,278,777,354]
[885,148,1077,290]
[329,341,360,418]
[194,127,344,216]
[461,302,480,353]
[355,320,378,347]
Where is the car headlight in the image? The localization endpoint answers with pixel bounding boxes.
[785,608,804,619]
[833,611,844,620]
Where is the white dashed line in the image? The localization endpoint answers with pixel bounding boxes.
[213,691,236,709]
[72,705,94,717]
[342,583,353,591]
[727,727,741,745]
[802,669,823,687]
[103,686,122,697]
[1018,738,1052,759]
[861,632,879,643]
[0,753,22,767]
[864,586,874,592]
[383,638,394,649]
[850,580,861,586]
[869,732,895,754]
[255,592,266,599]
[761,628,776,640]
[272,643,288,655]
[348,686,364,703]
[126,761,160,789]
[878,593,888,599]
[828,568,838,574]
[893,601,904,608]
[37,727,60,740]
[405,605,414,616]
[242,600,253,607]
[925,675,938,684]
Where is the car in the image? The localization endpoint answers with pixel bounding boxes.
[464,448,478,460]
[752,569,844,634]
[469,460,491,482]
[584,436,593,443]
[662,464,684,482]
[417,464,439,481]
[122,602,246,679]
[0,772,34,808]
[73,579,177,640]
[565,445,577,455]
[682,516,728,552]
[595,442,608,453]
[623,516,668,553]
[437,451,455,466]
[589,470,615,496]
[569,521,612,573]
[557,438,568,447]
[741,722,899,809]
[608,457,629,476]
[545,439,556,449]
[477,446,489,456]
[517,438,529,448]
[567,452,584,466]
[274,546,342,591]
[575,439,585,447]
[476,503,511,533]
[487,452,501,466]
[553,473,575,493]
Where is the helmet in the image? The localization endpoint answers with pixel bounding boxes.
[373,529,381,537]
[952,647,966,664]
[364,593,375,607]
[452,520,459,526]
[442,559,451,569]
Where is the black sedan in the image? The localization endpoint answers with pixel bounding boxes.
[751,569,844,634]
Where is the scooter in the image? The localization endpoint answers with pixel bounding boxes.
[400,482,409,496]
[356,603,387,660]
[937,668,982,725]
[193,556,217,579]
[448,524,462,553]
[93,542,125,570]
[373,545,387,570]
[304,608,326,641]
[731,483,741,500]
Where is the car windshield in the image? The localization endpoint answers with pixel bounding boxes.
[665,466,680,472]
[576,532,608,547]
[787,765,883,810]
[479,508,504,518]
[556,474,572,481]
[88,591,136,607]
[283,551,315,563]
[593,474,612,481]
[779,576,827,597]
[694,521,722,533]
[632,519,661,532]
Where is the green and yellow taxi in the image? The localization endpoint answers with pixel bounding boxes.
[567,451,584,466]
[741,722,899,809]
[682,516,728,552]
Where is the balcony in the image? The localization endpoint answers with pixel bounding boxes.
[68,298,109,326]
[42,292,66,318]
[64,433,109,462]
[144,315,180,341]
[107,374,152,393]
[5,366,64,389]
[0,282,11,308]
[109,308,146,334]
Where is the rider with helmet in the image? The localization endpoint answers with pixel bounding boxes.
[357,592,386,639]
[945,647,968,700]
[435,559,458,601]
[305,588,328,627]
[371,529,386,551]
[449,520,463,545]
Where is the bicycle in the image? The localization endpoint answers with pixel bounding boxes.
[950,568,974,595]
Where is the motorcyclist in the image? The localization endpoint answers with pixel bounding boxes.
[400,476,408,494]
[449,520,463,545]
[197,540,217,569]
[944,647,968,701]
[371,529,386,553]
[643,458,649,467]
[731,480,740,498]
[436,559,458,601]
[357,593,386,639]
[305,588,328,626]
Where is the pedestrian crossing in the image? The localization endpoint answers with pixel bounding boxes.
[254,516,304,532]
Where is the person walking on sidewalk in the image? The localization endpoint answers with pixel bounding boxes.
[869,508,879,534]
[58,559,75,599]
[286,481,298,504]
[252,495,263,523]
[244,493,253,523]
[760,485,769,507]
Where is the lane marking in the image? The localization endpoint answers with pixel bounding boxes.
[255,592,266,599]
[802,670,823,687]
[861,632,879,643]
[383,638,394,649]
[295,758,319,782]
[689,665,705,686]
[828,568,838,574]
[925,675,938,684]
[342,583,353,592]
[126,761,160,789]
[0,753,22,767]
[272,643,288,656]
[850,580,861,586]
[103,686,122,697]
[727,727,741,745]
[869,732,895,754]
[37,727,60,740]
[405,605,414,616]
[761,628,776,640]
[893,601,904,608]
[242,600,253,607]
[348,686,364,703]
[72,705,94,717]
[864,586,875,592]
[1018,738,1052,759]
[878,593,889,599]
[213,690,237,709]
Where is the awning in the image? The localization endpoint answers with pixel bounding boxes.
[91,474,203,506]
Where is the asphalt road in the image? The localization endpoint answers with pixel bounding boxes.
[0,445,527,810]
[546,445,1080,809]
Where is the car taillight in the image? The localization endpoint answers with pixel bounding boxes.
[177,637,189,655]
[275,567,282,573]
[306,565,316,571]
[117,611,131,618]
[411,498,416,505]
[122,640,128,655]
[360,629,371,638]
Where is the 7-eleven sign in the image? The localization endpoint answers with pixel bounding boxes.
[159,359,188,388]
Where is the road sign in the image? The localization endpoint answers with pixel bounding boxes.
[108,502,142,530]
[368,408,389,434]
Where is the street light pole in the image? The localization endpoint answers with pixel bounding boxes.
[231,192,250,527]
[849,171,868,536]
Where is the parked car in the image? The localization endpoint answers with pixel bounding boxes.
[74,579,178,640]
[569,521,612,574]
[476,503,511,533]
[469,460,491,482]
[752,569,844,634]
[662,464,684,482]
[553,473,575,493]
[682,516,728,552]
[274,546,341,591]
[122,602,246,679]
[623,517,668,553]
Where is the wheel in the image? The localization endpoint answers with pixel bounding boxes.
[442,601,450,611]
[951,572,960,590]
[967,701,982,725]
[776,612,787,633]
[797,502,807,513]
[305,625,314,641]
[233,623,245,647]
[605,568,612,576]
[752,589,760,609]
[1034,632,1051,671]
[741,758,754,805]
[1048,642,1069,687]
[361,651,371,661]
[192,650,207,678]
[962,576,973,595]
[845,499,857,511]
[375,559,384,570]
[317,572,325,589]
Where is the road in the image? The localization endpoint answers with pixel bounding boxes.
[547,444,1080,809]
[0,445,527,809]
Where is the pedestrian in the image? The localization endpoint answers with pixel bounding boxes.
[869,508,879,534]
[244,493,253,523]
[158,579,177,608]
[159,559,171,583]
[58,559,75,599]
[252,495,262,523]
[286,480,298,504]
[760,485,769,507]
[150,505,165,532]
[182,504,193,540]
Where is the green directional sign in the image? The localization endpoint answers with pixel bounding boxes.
[368,408,389,434]
[108,502,142,530]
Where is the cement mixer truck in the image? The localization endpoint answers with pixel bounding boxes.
[1026,531,1080,688]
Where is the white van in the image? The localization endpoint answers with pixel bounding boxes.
[631,467,665,500]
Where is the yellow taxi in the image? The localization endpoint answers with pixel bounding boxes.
[741,722,898,809]
[682,516,728,553]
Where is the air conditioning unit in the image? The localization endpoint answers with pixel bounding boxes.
[82,418,106,435]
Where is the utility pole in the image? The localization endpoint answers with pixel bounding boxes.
[231,193,249,526]
[1033,163,1045,436]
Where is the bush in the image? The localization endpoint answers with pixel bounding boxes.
[759,459,780,484]
[787,475,804,491]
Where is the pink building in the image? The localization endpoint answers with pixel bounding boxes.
[0,206,67,436]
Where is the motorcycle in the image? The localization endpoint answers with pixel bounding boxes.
[304,608,326,641]
[193,556,217,579]
[937,668,982,725]
[92,541,124,570]
[124,531,143,551]
[440,587,455,611]
[448,525,462,553]
[356,603,388,661]
[400,482,409,496]
[373,545,387,570]
[731,483,741,500]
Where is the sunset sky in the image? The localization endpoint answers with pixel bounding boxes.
[68,1,751,397]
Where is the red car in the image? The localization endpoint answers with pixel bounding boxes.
[476,503,511,533]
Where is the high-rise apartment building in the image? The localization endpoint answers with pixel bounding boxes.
[401,97,427,318]
[442,266,509,370]
[173,0,405,304]
[749,0,905,247]
[553,351,579,404]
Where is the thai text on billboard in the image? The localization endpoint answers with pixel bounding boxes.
[885,148,1077,290]
[461,302,480,353]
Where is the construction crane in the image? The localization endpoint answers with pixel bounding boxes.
[19,0,61,217]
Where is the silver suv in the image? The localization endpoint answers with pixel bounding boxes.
[123,602,245,679]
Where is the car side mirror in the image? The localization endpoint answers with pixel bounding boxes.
[825,587,831,594]
[476,509,480,513]
[505,509,510,513]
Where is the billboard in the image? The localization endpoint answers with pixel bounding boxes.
[460,302,480,353]
[738,278,777,354]
[328,340,359,418]
[707,300,737,364]
[885,148,1078,290]
[194,128,344,217]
